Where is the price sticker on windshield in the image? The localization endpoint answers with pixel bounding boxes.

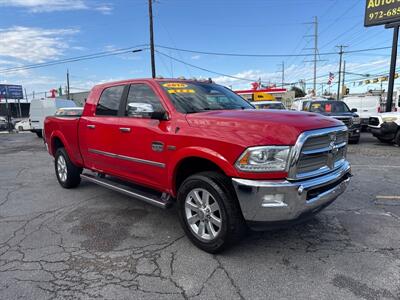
[163,83,188,88]
[167,89,196,94]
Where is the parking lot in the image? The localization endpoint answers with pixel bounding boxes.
[0,132,399,299]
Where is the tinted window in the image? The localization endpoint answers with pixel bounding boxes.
[308,101,350,113]
[160,81,253,113]
[125,84,164,118]
[96,85,125,116]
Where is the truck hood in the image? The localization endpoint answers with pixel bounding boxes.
[185,110,342,146]
[374,112,400,118]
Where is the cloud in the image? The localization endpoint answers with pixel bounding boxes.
[0,26,79,63]
[213,69,280,89]
[191,55,201,60]
[95,4,113,15]
[0,0,87,12]
[0,0,113,13]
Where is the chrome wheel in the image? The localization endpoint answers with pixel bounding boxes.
[57,155,67,182]
[185,188,222,241]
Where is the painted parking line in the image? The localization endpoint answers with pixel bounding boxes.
[375,196,400,206]
[351,164,400,169]
[376,196,400,200]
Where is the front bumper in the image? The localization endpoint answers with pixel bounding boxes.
[348,125,361,140]
[369,122,398,139]
[232,162,351,229]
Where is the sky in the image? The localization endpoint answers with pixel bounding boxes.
[0,0,397,99]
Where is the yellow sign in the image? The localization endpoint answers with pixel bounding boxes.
[167,89,195,94]
[163,83,188,88]
[253,92,275,101]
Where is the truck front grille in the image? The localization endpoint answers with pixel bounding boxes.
[288,127,348,180]
[334,117,352,128]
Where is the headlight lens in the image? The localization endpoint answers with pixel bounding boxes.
[353,117,361,124]
[235,146,291,172]
[382,117,397,122]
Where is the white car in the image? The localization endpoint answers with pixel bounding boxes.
[251,101,286,110]
[15,119,31,131]
[368,112,400,145]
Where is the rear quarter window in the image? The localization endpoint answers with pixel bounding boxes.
[96,85,125,116]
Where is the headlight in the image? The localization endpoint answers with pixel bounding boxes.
[382,117,397,122]
[235,146,291,172]
[353,117,361,124]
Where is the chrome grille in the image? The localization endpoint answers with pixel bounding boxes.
[334,117,352,127]
[288,126,348,180]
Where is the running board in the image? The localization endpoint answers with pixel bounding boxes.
[81,173,173,209]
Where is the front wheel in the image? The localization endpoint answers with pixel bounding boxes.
[377,137,393,144]
[177,172,246,253]
[36,131,43,138]
[395,130,400,147]
[55,148,82,188]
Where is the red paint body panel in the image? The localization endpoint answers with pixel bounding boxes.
[44,78,344,197]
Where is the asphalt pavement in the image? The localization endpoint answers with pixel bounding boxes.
[0,132,399,300]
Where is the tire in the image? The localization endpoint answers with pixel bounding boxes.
[377,137,393,144]
[55,148,82,189]
[349,137,360,144]
[36,131,43,138]
[395,130,400,147]
[177,171,246,253]
[18,126,23,131]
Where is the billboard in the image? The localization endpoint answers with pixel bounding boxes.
[0,84,24,99]
[365,0,400,27]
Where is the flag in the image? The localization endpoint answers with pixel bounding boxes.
[327,72,335,85]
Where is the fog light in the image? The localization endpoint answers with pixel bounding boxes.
[262,194,287,208]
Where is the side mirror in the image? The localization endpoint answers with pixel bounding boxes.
[151,111,169,121]
[351,108,358,113]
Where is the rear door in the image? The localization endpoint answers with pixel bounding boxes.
[79,84,128,173]
[114,82,171,190]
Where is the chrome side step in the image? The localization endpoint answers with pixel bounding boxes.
[81,173,173,209]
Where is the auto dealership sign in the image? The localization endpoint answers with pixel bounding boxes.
[365,0,400,27]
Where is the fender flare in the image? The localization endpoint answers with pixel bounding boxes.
[167,147,238,195]
[50,131,83,167]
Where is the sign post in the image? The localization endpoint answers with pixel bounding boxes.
[365,0,400,112]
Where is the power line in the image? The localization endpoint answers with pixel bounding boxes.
[0,45,148,74]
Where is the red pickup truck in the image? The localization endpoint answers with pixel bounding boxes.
[44,78,351,253]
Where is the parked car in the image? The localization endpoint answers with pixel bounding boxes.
[29,98,76,138]
[290,97,330,111]
[44,78,351,253]
[303,100,361,144]
[368,112,400,145]
[0,117,7,131]
[251,101,286,110]
[15,119,31,131]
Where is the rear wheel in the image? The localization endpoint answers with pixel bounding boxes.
[177,171,246,253]
[18,126,23,131]
[55,148,81,188]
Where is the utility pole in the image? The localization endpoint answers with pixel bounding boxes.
[342,60,346,96]
[304,16,319,93]
[148,0,156,78]
[336,45,347,100]
[281,61,285,88]
[67,69,70,99]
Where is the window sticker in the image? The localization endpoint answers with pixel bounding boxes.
[167,89,196,94]
[162,83,188,88]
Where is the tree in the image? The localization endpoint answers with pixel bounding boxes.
[291,86,306,98]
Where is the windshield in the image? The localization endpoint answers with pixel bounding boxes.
[159,81,254,113]
[307,101,350,113]
[254,103,285,110]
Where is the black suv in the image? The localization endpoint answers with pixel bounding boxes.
[303,100,361,144]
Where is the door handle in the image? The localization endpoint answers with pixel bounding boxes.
[119,127,131,133]
[87,125,96,129]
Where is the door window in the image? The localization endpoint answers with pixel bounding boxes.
[96,85,125,116]
[125,84,165,118]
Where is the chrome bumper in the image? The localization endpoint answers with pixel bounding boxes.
[232,161,351,223]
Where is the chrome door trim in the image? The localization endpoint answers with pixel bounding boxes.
[88,149,166,168]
